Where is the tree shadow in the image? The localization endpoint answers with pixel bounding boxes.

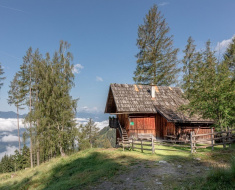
[0,145,234,190]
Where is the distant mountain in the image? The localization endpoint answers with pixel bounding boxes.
[0,111,109,122]
[0,111,26,119]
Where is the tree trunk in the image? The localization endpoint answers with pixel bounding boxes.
[29,77,33,168]
[17,106,21,154]
[59,145,66,157]
[36,119,40,166]
[37,149,40,166]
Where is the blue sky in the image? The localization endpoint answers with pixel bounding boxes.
[0,0,234,115]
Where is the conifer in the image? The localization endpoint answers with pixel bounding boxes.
[133,5,179,85]
[8,73,25,154]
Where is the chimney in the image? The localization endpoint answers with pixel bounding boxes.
[150,83,155,98]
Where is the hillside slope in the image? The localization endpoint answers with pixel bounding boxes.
[0,146,234,190]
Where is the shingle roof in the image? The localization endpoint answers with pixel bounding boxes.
[105,83,213,124]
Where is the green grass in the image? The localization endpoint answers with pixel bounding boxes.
[180,156,235,190]
[0,148,162,190]
[0,144,234,190]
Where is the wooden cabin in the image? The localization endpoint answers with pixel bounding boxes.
[105,83,213,144]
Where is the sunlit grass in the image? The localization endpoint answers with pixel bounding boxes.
[0,144,234,190]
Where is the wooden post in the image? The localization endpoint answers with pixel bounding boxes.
[222,133,226,149]
[122,138,124,151]
[132,138,134,151]
[193,131,196,153]
[190,131,193,154]
[211,128,214,150]
[152,136,155,154]
[228,127,231,148]
[141,138,143,153]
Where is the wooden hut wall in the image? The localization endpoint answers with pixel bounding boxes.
[155,113,175,138]
[176,126,212,140]
[126,114,156,138]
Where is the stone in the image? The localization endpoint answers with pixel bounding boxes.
[177,165,182,168]
[159,160,167,164]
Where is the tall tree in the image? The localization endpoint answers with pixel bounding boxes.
[0,62,5,90]
[182,36,197,98]
[133,4,179,86]
[223,36,235,78]
[19,47,34,168]
[181,40,235,131]
[78,118,99,149]
[8,73,25,154]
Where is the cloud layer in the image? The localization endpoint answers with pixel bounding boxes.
[0,146,17,160]
[74,118,108,129]
[0,118,25,131]
[1,135,20,142]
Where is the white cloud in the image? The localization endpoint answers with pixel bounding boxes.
[74,118,108,130]
[159,2,169,6]
[95,120,108,130]
[1,135,20,142]
[72,64,84,74]
[215,35,235,53]
[96,76,103,82]
[0,118,25,131]
[0,146,17,160]
[74,118,89,125]
[80,106,100,113]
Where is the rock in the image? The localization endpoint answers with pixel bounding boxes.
[196,170,201,173]
[177,165,182,168]
[11,174,17,178]
[156,182,162,185]
[159,160,167,164]
[126,178,130,181]
[194,157,201,161]
[177,178,182,182]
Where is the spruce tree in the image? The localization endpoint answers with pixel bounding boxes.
[78,119,99,149]
[182,36,197,98]
[182,40,234,131]
[224,36,235,78]
[133,4,179,86]
[19,47,34,168]
[8,73,25,154]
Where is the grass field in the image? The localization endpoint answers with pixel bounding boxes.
[0,144,234,190]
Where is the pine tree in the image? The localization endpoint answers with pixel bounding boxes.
[223,36,235,78]
[182,37,197,98]
[8,73,25,154]
[0,62,5,90]
[19,47,34,168]
[78,119,99,149]
[133,4,179,86]
[181,40,234,131]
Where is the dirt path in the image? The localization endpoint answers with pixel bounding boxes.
[90,158,210,190]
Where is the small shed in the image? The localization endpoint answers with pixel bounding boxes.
[105,84,213,143]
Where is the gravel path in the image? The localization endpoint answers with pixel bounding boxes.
[89,158,210,190]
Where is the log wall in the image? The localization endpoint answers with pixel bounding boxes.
[116,113,212,140]
[155,113,175,138]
